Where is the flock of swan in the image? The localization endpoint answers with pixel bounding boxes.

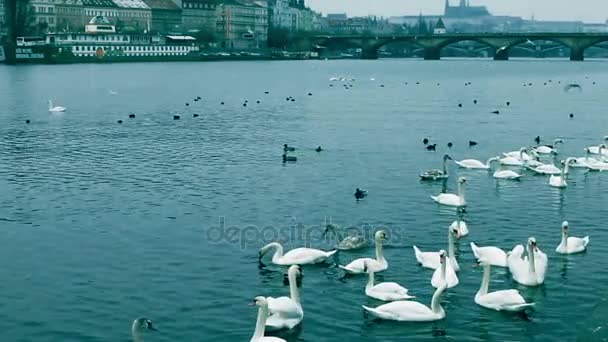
[239,136,603,342]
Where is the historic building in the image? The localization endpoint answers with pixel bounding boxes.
[30,0,60,31]
[0,1,6,32]
[142,0,182,33]
[173,0,218,32]
[112,0,152,32]
[444,0,489,18]
[216,0,268,49]
[55,0,86,32]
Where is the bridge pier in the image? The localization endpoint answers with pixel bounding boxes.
[361,48,379,59]
[570,48,584,61]
[494,49,509,61]
[424,48,440,60]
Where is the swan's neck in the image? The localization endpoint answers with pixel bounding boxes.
[366,271,375,290]
[270,243,284,263]
[48,101,53,110]
[485,157,496,168]
[527,244,536,274]
[447,229,455,260]
[375,240,385,263]
[131,324,142,342]
[457,182,465,200]
[560,232,568,248]
[252,305,269,340]
[288,269,300,304]
[441,259,447,282]
[442,158,448,175]
[430,285,446,315]
[478,264,491,295]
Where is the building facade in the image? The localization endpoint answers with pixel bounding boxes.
[216,0,268,49]
[0,1,6,32]
[56,0,86,32]
[112,0,152,32]
[268,0,317,32]
[142,0,182,33]
[30,0,60,32]
[176,0,218,33]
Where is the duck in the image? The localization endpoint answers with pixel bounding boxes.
[426,144,437,151]
[354,188,368,200]
[48,100,66,112]
[454,156,499,170]
[362,283,447,322]
[431,177,467,207]
[282,154,297,163]
[474,259,535,312]
[339,230,388,274]
[549,157,576,188]
[431,250,459,289]
[265,265,304,331]
[315,146,323,152]
[469,140,478,146]
[363,261,414,301]
[259,242,336,266]
[323,224,367,251]
[131,318,157,342]
[283,144,295,152]
[470,242,508,267]
[534,139,564,154]
[555,221,589,254]
[507,237,548,286]
[250,297,287,342]
[420,154,452,180]
[413,224,460,271]
[423,138,429,145]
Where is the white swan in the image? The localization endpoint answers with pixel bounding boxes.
[549,157,576,188]
[250,297,287,342]
[527,160,563,175]
[493,168,522,180]
[48,100,66,112]
[572,148,603,169]
[265,265,304,331]
[507,237,548,286]
[470,242,507,267]
[420,154,452,180]
[363,261,415,301]
[324,224,367,251]
[413,224,460,271]
[131,318,157,342]
[339,230,388,274]
[534,139,563,154]
[454,156,499,170]
[502,147,536,161]
[431,177,466,207]
[588,145,608,171]
[259,242,336,266]
[362,284,447,322]
[587,136,608,155]
[474,260,535,312]
[450,218,468,238]
[556,221,589,254]
[431,250,459,289]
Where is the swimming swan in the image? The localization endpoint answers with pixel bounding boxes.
[474,260,535,312]
[431,250,459,289]
[431,177,467,207]
[363,261,415,301]
[507,237,548,286]
[48,100,66,112]
[470,242,507,267]
[265,265,304,331]
[339,230,388,274]
[362,257,448,322]
[259,242,336,266]
[454,156,499,170]
[534,139,564,154]
[420,154,452,180]
[413,224,460,271]
[131,318,157,342]
[556,221,589,254]
[324,224,367,251]
[250,297,287,342]
[549,157,576,188]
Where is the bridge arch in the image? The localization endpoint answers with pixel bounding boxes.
[503,38,572,59]
[368,37,426,58]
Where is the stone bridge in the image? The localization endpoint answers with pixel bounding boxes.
[293,33,608,61]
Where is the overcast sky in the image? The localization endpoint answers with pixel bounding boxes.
[306,0,608,23]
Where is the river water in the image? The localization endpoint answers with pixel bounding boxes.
[0,59,607,341]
